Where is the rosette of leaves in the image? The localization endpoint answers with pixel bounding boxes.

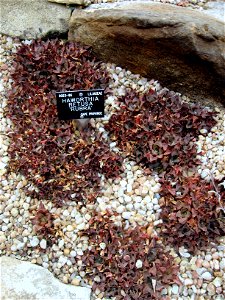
[105,88,217,174]
[78,213,179,300]
[158,172,225,253]
[31,202,55,240]
[7,39,123,205]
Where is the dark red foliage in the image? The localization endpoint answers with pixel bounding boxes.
[31,202,55,238]
[158,172,225,253]
[105,88,217,174]
[79,213,180,300]
[105,87,224,253]
[7,39,123,205]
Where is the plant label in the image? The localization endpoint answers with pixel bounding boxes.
[56,89,104,120]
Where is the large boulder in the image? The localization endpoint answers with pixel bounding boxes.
[0,0,71,39]
[69,1,225,104]
[0,256,91,300]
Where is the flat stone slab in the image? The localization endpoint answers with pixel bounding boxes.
[69,1,225,104]
[0,0,71,39]
[0,256,91,300]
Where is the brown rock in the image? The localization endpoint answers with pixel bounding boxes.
[69,2,225,105]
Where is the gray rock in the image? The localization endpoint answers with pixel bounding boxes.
[202,1,225,23]
[0,0,71,39]
[69,1,225,105]
[0,256,91,300]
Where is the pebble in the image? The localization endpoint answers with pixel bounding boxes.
[66,225,74,232]
[135,259,143,269]
[171,284,179,294]
[122,211,132,220]
[212,277,222,287]
[30,237,39,247]
[11,207,19,217]
[40,239,47,249]
[201,271,213,281]
[71,278,81,286]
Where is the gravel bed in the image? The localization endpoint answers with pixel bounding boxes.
[0,33,225,300]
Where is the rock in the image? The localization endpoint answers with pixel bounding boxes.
[200,271,213,281]
[0,0,70,39]
[11,208,19,217]
[212,277,222,287]
[0,256,91,300]
[171,284,179,294]
[69,2,225,105]
[207,282,216,295]
[184,279,193,286]
[49,0,87,4]
[179,247,191,258]
[122,211,132,220]
[40,239,47,249]
[202,1,225,22]
[71,278,81,286]
[135,259,143,269]
[30,237,39,247]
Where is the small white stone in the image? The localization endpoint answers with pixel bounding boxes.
[134,202,141,210]
[120,180,127,188]
[134,196,142,203]
[63,210,70,217]
[84,213,91,221]
[1,225,8,232]
[66,225,74,232]
[135,259,143,269]
[171,284,179,294]
[70,250,77,257]
[184,279,193,286]
[126,203,133,211]
[23,203,29,210]
[77,249,83,256]
[58,239,64,249]
[40,239,47,249]
[77,223,85,230]
[219,258,225,269]
[99,242,106,250]
[212,277,222,287]
[1,156,9,164]
[200,271,213,281]
[205,254,212,261]
[11,245,17,252]
[58,256,68,266]
[124,195,132,203]
[17,242,25,250]
[126,184,132,193]
[110,142,117,148]
[152,198,158,205]
[30,237,39,247]
[116,205,125,214]
[99,202,107,211]
[200,128,208,134]
[11,208,19,217]
[122,212,132,220]
[201,169,210,179]
[179,247,191,258]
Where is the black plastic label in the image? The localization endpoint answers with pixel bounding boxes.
[56,89,104,120]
